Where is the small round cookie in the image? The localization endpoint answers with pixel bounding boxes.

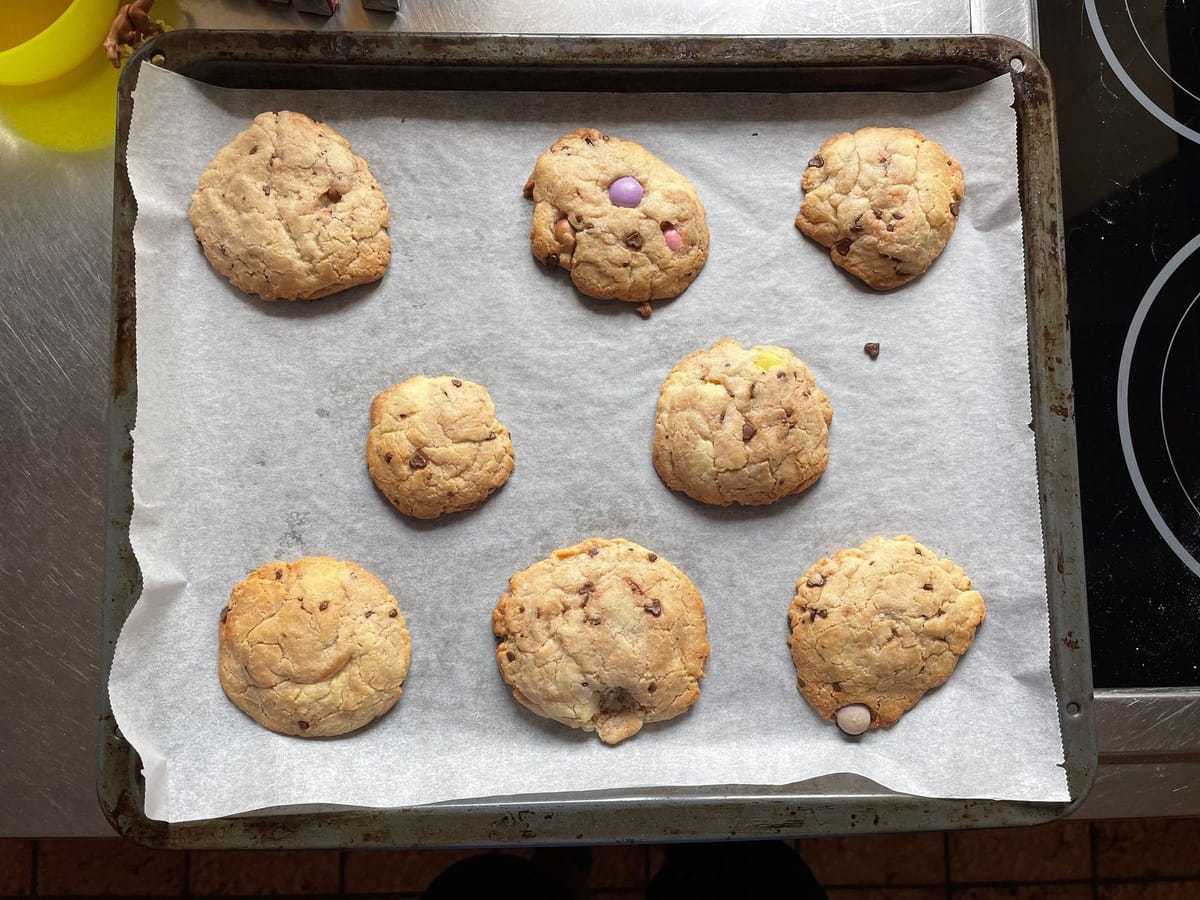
[218,556,411,737]
[189,111,390,300]
[493,538,709,744]
[366,376,514,520]
[524,128,710,305]
[795,126,964,291]
[787,535,986,732]
[652,338,833,506]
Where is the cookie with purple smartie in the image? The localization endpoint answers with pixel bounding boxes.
[787,535,985,734]
[524,128,709,308]
[796,126,964,290]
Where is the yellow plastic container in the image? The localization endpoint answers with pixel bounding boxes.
[0,0,116,86]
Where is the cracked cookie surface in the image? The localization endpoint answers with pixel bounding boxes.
[787,535,986,730]
[652,337,833,506]
[218,556,411,737]
[524,128,709,304]
[795,127,964,291]
[493,537,709,744]
[189,111,390,300]
[366,375,513,520]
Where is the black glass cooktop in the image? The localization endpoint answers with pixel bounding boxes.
[1041,0,1200,686]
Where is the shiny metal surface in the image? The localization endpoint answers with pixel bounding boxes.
[0,0,1185,839]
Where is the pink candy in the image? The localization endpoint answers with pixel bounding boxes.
[663,227,684,252]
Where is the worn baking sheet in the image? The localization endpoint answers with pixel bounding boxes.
[100,33,1099,844]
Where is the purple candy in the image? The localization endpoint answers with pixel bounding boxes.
[608,176,644,207]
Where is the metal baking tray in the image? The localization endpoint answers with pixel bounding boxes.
[99,31,1094,847]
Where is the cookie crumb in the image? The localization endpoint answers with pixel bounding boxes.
[636,302,653,319]
[864,342,881,360]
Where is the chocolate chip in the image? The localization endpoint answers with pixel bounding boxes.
[319,601,329,611]
[624,232,643,250]
[742,421,757,441]
[249,145,258,155]
[384,452,393,463]
[485,432,497,441]
[298,720,309,730]
[893,211,905,219]
[588,547,599,557]
[451,379,462,387]
[647,553,657,562]
[506,650,516,661]
[326,186,341,203]
[810,608,828,622]
[950,201,961,216]
[262,184,271,196]
[851,213,864,232]
[886,223,895,232]
[220,606,229,623]
[835,238,852,255]
[365,610,374,618]
[923,584,934,591]
[543,253,558,267]
[624,578,644,596]
[275,569,283,580]
[831,682,843,693]
[408,452,427,469]
[644,599,662,617]
[636,302,652,319]
[599,687,635,713]
[807,154,825,168]
[807,573,825,587]
[914,547,923,555]
[581,681,589,687]
[648,682,657,693]
[584,135,595,145]
[776,371,786,379]
[864,342,880,360]
[388,609,398,617]
[578,582,594,595]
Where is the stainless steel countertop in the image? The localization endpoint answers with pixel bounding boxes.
[2,1,1195,838]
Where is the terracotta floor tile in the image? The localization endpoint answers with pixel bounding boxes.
[827,889,947,900]
[1095,818,1200,879]
[35,838,185,896]
[950,886,1092,900]
[949,820,1092,883]
[797,831,946,886]
[343,848,497,894]
[1099,881,1200,900]
[0,840,31,896]
[188,849,339,895]
[590,845,648,889]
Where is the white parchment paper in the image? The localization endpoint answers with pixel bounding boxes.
[109,63,1067,823]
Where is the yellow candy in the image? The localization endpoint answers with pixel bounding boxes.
[754,351,784,372]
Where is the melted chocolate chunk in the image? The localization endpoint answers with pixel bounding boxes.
[408,452,427,469]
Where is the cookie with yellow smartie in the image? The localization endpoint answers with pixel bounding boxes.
[652,338,833,506]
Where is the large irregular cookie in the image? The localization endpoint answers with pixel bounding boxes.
[787,535,986,734]
[653,337,833,506]
[795,127,964,290]
[493,538,709,744]
[189,111,390,300]
[218,556,411,737]
[366,375,514,519]
[524,128,709,305]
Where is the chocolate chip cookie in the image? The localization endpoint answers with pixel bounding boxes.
[652,338,833,506]
[524,128,709,306]
[795,127,964,290]
[366,376,514,520]
[787,535,986,733]
[493,538,709,744]
[189,111,390,300]
[218,556,411,737]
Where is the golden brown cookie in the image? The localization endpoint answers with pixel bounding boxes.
[787,535,986,733]
[524,128,709,306]
[218,556,411,737]
[366,376,514,520]
[493,538,709,744]
[795,127,964,290]
[189,111,390,300]
[652,338,833,506]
